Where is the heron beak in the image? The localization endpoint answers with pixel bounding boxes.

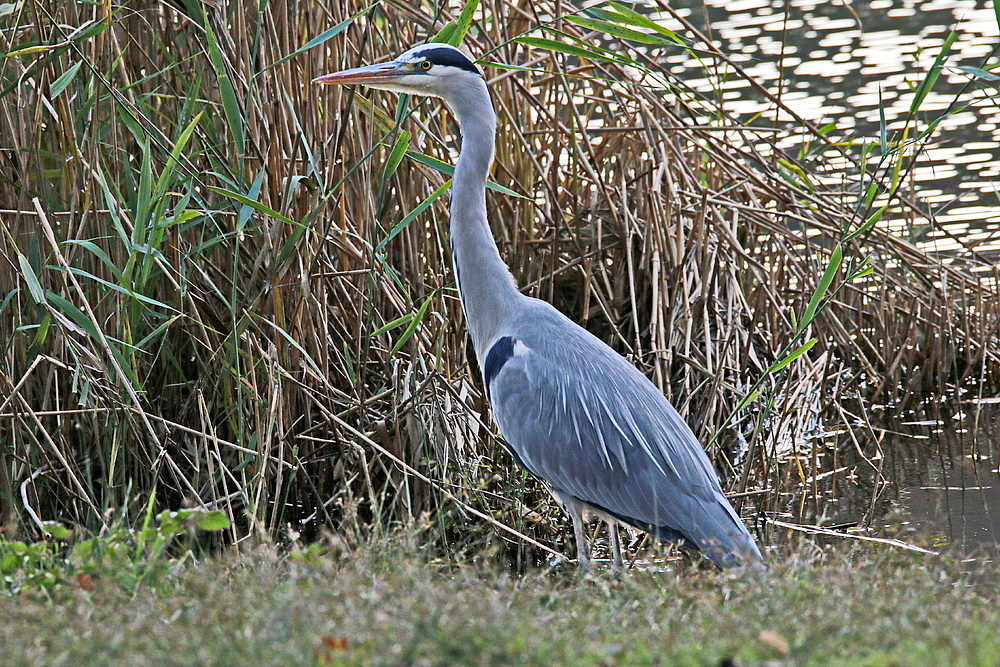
[312,62,405,86]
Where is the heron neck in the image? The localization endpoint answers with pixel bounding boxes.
[443,81,521,358]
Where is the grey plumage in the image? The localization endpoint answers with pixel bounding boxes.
[315,43,764,571]
[487,299,760,569]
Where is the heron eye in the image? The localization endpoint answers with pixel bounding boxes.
[420,60,432,71]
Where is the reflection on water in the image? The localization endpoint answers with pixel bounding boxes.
[894,453,998,553]
[660,0,1000,260]
[792,404,1000,558]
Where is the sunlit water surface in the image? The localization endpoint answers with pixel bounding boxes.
[658,0,1000,264]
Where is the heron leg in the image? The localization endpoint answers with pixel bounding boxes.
[552,490,592,572]
[607,521,623,573]
[569,507,591,572]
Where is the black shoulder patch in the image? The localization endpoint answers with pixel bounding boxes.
[483,336,515,393]
[419,47,481,75]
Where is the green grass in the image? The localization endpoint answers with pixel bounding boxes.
[1,536,996,666]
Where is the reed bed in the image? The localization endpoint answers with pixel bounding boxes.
[0,0,997,563]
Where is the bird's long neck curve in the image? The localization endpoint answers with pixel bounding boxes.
[441,78,521,358]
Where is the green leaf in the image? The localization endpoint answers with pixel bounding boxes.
[32,313,51,347]
[159,209,203,229]
[862,180,879,209]
[777,158,814,191]
[372,313,414,337]
[382,130,411,181]
[204,20,245,151]
[238,168,266,232]
[208,186,300,228]
[61,240,124,281]
[956,65,1000,81]
[605,2,681,40]
[913,112,949,144]
[800,243,843,330]
[193,510,231,531]
[393,94,411,125]
[481,62,550,75]
[154,111,203,204]
[852,265,874,280]
[45,291,139,386]
[17,254,45,304]
[73,17,111,45]
[735,389,760,412]
[433,24,458,44]
[157,510,188,538]
[134,138,153,237]
[72,539,94,559]
[404,150,525,197]
[376,179,452,252]
[767,339,817,373]
[49,265,177,312]
[49,60,82,99]
[448,0,481,46]
[878,85,887,153]
[5,44,60,57]
[134,315,181,352]
[564,16,671,46]
[41,522,72,540]
[0,552,20,573]
[849,258,875,281]
[265,11,361,72]
[845,205,887,241]
[515,36,631,66]
[390,295,433,355]
[909,30,957,115]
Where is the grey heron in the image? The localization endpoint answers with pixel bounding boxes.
[315,43,764,572]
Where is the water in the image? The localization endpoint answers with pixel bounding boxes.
[768,403,1000,560]
[875,405,1000,555]
[894,453,999,553]
[657,0,1000,262]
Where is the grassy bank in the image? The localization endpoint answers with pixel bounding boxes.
[1,539,997,666]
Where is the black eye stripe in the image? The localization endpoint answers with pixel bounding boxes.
[414,47,481,75]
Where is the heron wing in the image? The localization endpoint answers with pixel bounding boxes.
[485,299,759,566]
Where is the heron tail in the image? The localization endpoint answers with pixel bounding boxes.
[676,493,764,570]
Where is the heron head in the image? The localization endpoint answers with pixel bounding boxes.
[313,43,483,98]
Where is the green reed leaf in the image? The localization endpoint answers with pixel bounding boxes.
[390,295,433,355]
[768,339,817,374]
[376,179,452,252]
[449,0,481,46]
[49,60,82,99]
[382,130,411,181]
[909,30,957,115]
[800,243,843,330]
[565,16,671,46]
